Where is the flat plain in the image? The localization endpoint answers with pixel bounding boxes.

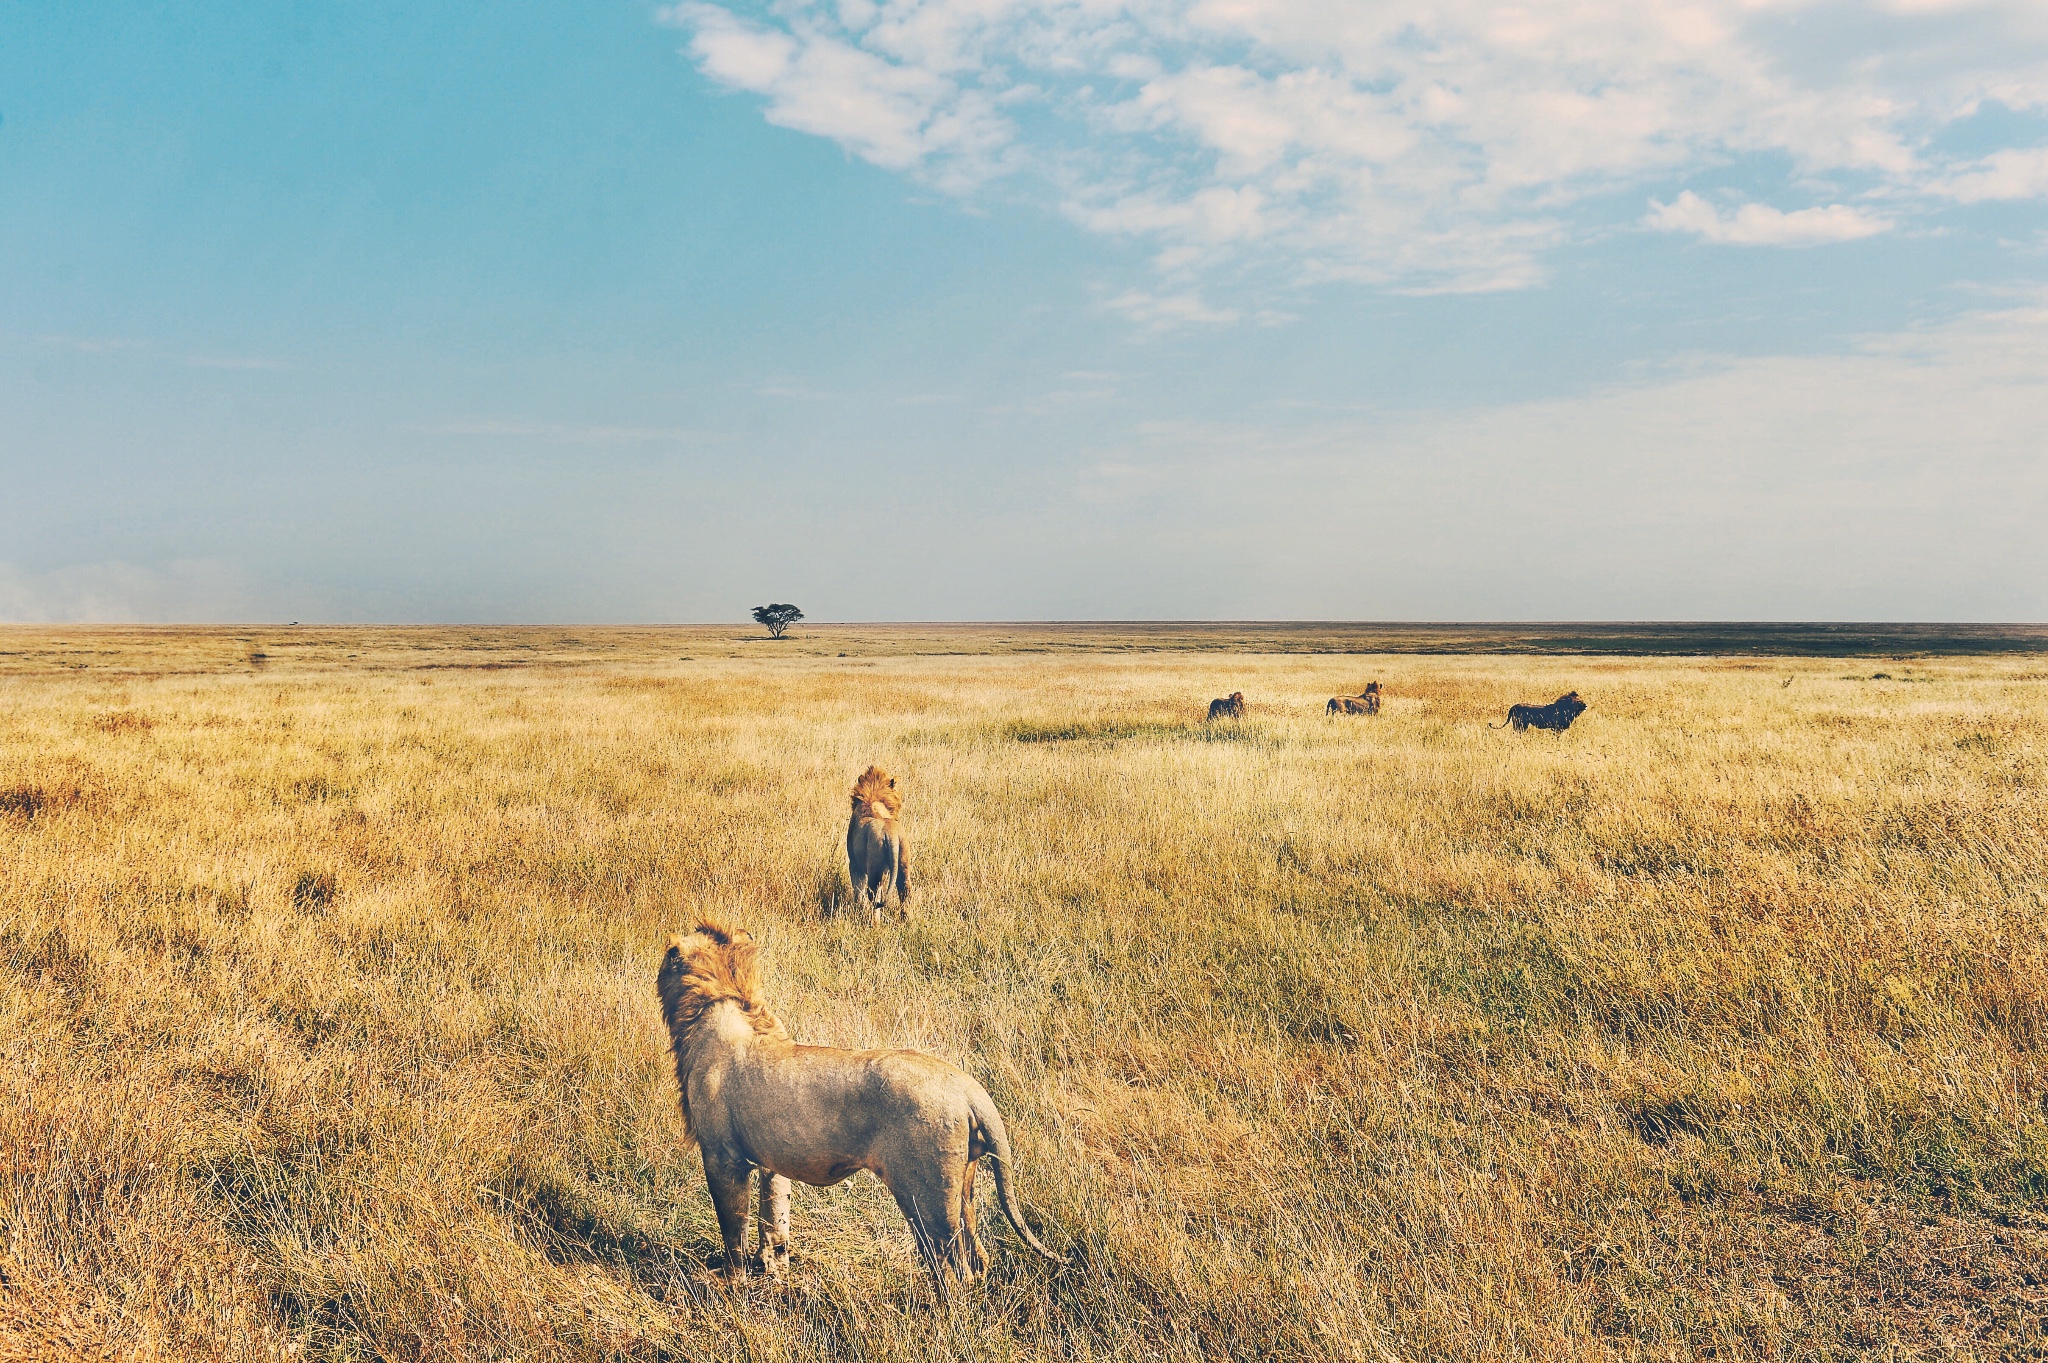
[3,625,2046,1361]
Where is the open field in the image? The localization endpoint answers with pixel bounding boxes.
[7,621,2048,678]
[4,626,2047,1361]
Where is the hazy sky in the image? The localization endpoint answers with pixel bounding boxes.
[4,0,2047,622]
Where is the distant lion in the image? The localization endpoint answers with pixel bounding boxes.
[657,919,1061,1286]
[1327,682,1381,716]
[847,765,910,921]
[1491,691,1586,732]
[1207,691,1246,720]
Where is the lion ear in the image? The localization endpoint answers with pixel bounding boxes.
[666,932,688,953]
[888,777,895,787]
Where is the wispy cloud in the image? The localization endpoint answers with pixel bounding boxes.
[0,558,251,623]
[1041,295,2048,617]
[416,420,708,443]
[1104,289,1242,330]
[1075,459,1168,507]
[753,382,838,400]
[35,334,146,354]
[666,0,2048,293]
[1645,191,1893,246]
[184,354,292,370]
[32,335,293,369]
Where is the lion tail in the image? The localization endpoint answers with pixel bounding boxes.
[970,1093,1061,1263]
[894,841,911,901]
[1487,715,1512,730]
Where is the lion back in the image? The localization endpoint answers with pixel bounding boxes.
[846,766,910,900]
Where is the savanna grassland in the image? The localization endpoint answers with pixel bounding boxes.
[3,626,2046,1362]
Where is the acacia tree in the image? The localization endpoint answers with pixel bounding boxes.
[751,603,803,639]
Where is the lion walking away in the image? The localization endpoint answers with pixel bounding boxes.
[1207,691,1246,720]
[657,920,1061,1287]
[846,765,910,921]
[1327,681,1382,716]
[1491,691,1587,732]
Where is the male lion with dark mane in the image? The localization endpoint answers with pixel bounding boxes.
[1491,691,1587,732]
[1207,691,1246,720]
[846,765,909,922]
[656,919,1060,1286]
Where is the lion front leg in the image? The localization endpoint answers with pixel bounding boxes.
[703,1154,755,1276]
[756,1171,791,1276]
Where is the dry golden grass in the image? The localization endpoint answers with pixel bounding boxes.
[3,628,2045,1361]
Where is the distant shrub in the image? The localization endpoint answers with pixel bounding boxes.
[0,784,81,819]
[291,870,337,912]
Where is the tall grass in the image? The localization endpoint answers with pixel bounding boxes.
[2,636,2044,1360]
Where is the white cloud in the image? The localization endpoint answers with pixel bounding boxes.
[1933,146,2048,201]
[666,0,2048,293]
[664,2,1012,190]
[1645,190,1894,245]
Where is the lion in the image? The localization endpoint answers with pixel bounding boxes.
[656,919,1061,1287]
[846,765,909,921]
[1207,691,1246,720]
[1326,682,1382,716]
[1490,691,1587,732]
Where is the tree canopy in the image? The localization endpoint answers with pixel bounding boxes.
[751,604,803,639]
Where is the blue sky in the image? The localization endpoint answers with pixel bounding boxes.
[3,0,2047,622]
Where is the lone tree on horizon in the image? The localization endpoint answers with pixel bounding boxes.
[751,603,804,639]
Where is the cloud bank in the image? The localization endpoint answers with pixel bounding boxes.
[0,560,252,624]
[1026,295,2048,618]
[666,0,2048,292]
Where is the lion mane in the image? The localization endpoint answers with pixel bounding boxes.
[850,764,902,817]
[656,919,1059,1285]
[656,917,782,1138]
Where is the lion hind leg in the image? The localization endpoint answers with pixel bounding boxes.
[960,1159,987,1278]
[888,1167,971,1289]
[757,1171,791,1276]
